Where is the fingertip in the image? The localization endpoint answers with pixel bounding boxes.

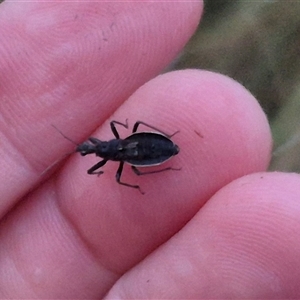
[108,172,300,299]
[125,69,272,195]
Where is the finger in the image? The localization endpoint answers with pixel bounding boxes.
[0,3,204,299]
[105,172,300,299]
[56,71,270,285]
[0,1,201,217]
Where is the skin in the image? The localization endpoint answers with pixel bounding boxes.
[0,1,300,299]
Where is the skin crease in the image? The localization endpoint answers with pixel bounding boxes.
[0,1,299,299]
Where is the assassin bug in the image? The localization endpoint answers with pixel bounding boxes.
[76,120,180,194]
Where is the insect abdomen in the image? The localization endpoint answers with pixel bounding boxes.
[124,132,179,166]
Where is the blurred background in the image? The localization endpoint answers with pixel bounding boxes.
[172,0,300,172]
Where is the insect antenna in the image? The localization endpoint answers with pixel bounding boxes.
[51,124,79,146]
[40,125,81,178]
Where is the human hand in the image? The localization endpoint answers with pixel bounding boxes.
[1,2,299,299]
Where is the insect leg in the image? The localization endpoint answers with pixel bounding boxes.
[87,159,108,175]
[131,165,181,176]
[110,119,129,138]
[132,121,179,138]
[116,162,144,194]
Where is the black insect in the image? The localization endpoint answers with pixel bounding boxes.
[76,120,180,194]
